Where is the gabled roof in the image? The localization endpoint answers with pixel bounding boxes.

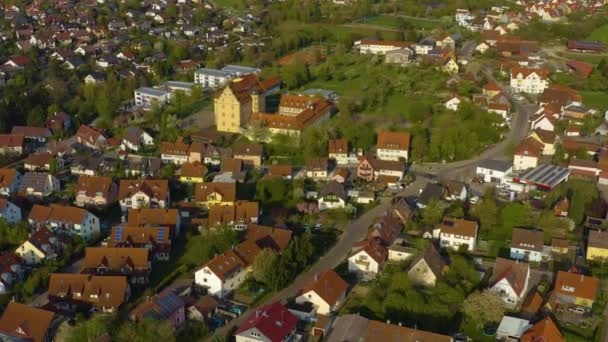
[28,204,89,224]
[11,126,51,138]
[233,143,263,157]
[409,244,446,279]
[510,66,548,80]
[511,228,544,252]
[554,271,599,301]
[0,168,19,188]
[245,224,292,252]
[491,257,530,296]
[328,139,348,154]
[352,239,388,264]
[320,181,347,201]
[300,269,348,307]
[377,131,410,151]
[514,137,543,158]
[0,302,54,342]
[203,249,246,281]
[118,179,168,201]
[75,175,114,197]
[0,134,24,148]
[127,208,179,227]
[235,302,297,342]
[48,274,128,308]
[521,316,564,342]
[588,229,608,250]
[130,290,184,322]
[440,217,478,238]
[194,182,236,203]
[81,247,149,272]
[109,226,171,247]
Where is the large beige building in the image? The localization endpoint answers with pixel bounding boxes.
[214,74,280,133]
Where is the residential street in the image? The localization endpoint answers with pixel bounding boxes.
[208,177,429,340]
[412,67,537,181]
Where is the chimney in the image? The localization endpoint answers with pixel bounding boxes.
[580,274,584,282]
[386,320,391,325]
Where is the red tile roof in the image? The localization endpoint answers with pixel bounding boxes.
[235,302,297,342]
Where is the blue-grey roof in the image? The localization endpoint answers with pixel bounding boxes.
[164,81,195,90]
[221,64,261,75]
[135,87,170,97]
[478,159,512,172]
[194,68,232,77]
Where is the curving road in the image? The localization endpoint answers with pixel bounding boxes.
[207,68,536,341]
[412,68,537,180]
[207,177,429,341]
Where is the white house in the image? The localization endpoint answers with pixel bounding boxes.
[118,179,169,211]
[530,112,556,132]
[445,97,462,111]
[194,250,248,299]
[122,127,154,152]
[510,228,546,262]
[439,217,478,252]
[476,159,513,184]
[27,204,100,241]
[348,240,387,275]
[0,198,21,223]
[318,181,347,211]
[490,258,530,308]
[134,87,172,109]
[510,67,549,94]
[513,137,543,171]
[328,139,349,165]
[377,131,410,161]
[194,68,232,88]
[295,269,348,315]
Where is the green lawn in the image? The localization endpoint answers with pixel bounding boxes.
[581,91,608,111]
[359,15,440,30]
[562,52,607,65]
[587,24,608,44]
[213,0,243,9]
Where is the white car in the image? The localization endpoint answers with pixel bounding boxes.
[469,196,480,205]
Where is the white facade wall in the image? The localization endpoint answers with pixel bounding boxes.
[440,233,476,251]
[377,148,408,162]
[513,154,538,171]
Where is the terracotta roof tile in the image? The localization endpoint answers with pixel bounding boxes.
[0,302,54,342]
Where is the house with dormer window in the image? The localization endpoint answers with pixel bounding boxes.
[194,182,237,208]
[80,247,150,285]
[48,273,130,313]
[118,179,169,211]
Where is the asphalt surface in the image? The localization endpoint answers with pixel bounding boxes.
[412,67,537,181]
[208,177,429,340]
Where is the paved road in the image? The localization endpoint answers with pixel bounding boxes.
[208,177,429,340]
[412,68,537,181]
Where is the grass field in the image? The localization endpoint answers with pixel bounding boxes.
[213,0,243,9]
[588,24,608,44]
[358,15,440,30]
[582,91,608,111]
[562,52,607,64]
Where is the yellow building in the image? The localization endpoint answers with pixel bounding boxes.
[179,161,206,183]
[587,229,608,260]
[15,228,61,265]
[214,74,279,133]
[442,57,459,74]
[194,182,237,208]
